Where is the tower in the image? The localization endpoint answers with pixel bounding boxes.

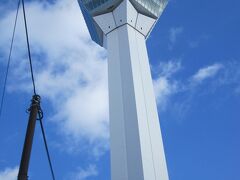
[78,0,169,179]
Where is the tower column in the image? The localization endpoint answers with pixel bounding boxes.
[93,1,169,179]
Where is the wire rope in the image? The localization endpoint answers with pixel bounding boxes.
[0,0,21,119]
[22,0,37,95]
[39,116,56,180]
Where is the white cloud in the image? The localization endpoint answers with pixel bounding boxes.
[169,26,183,49]
[0,0,108,154]
[153,61,239,114]
[153,77,177,109]
[153,61,181,110]
[155,60,181,77]
[68,164,98,180]
[191,63,223,83]
[0,166,18,180]
[188,34,209,49]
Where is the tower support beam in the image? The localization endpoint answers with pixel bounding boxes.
[79,0,169,179]
[107,23,168,180]
[93,1,169,179]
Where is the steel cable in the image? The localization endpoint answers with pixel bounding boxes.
[39,117,56,180]
[22,0,37,95]
[0,0,21,119]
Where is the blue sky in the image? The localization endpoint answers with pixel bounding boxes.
[0,0,239,180]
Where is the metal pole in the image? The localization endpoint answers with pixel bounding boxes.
[18,95,41,180]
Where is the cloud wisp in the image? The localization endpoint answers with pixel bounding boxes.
[67,164,98,180]
[153,60,240,117]
[191,63,223,84]
[0,166,18,180]
[153,60,182,110]
[168,26,184,50]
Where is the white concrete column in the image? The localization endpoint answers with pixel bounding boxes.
[93,1,169,180]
